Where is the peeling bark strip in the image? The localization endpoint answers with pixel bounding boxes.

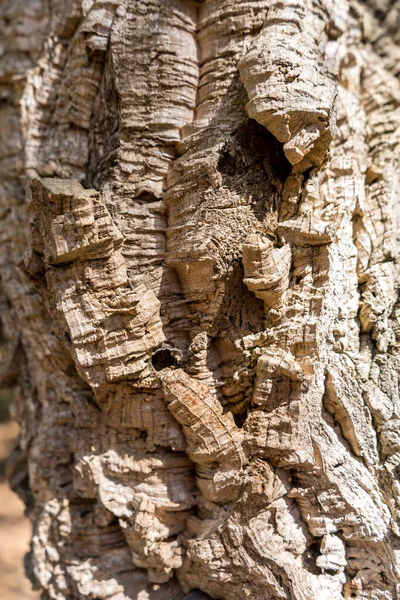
[1,0,400,598]
[238,0,346,169]
[160,368,246,505]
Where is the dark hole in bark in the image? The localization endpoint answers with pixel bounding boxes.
[183,591,212,600]
[218,150,236,175]
[151,348,179,371]
[305,539,323,574]
[240,118,291,182]
[233,412,248,428]
[136,190,158,204]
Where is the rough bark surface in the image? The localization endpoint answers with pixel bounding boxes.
[1,0,400,598]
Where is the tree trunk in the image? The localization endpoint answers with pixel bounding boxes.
[1,0,400,598]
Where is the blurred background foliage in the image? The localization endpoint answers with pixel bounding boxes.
[0,388,13,422]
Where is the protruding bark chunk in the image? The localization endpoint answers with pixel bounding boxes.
[242,234,291,308]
